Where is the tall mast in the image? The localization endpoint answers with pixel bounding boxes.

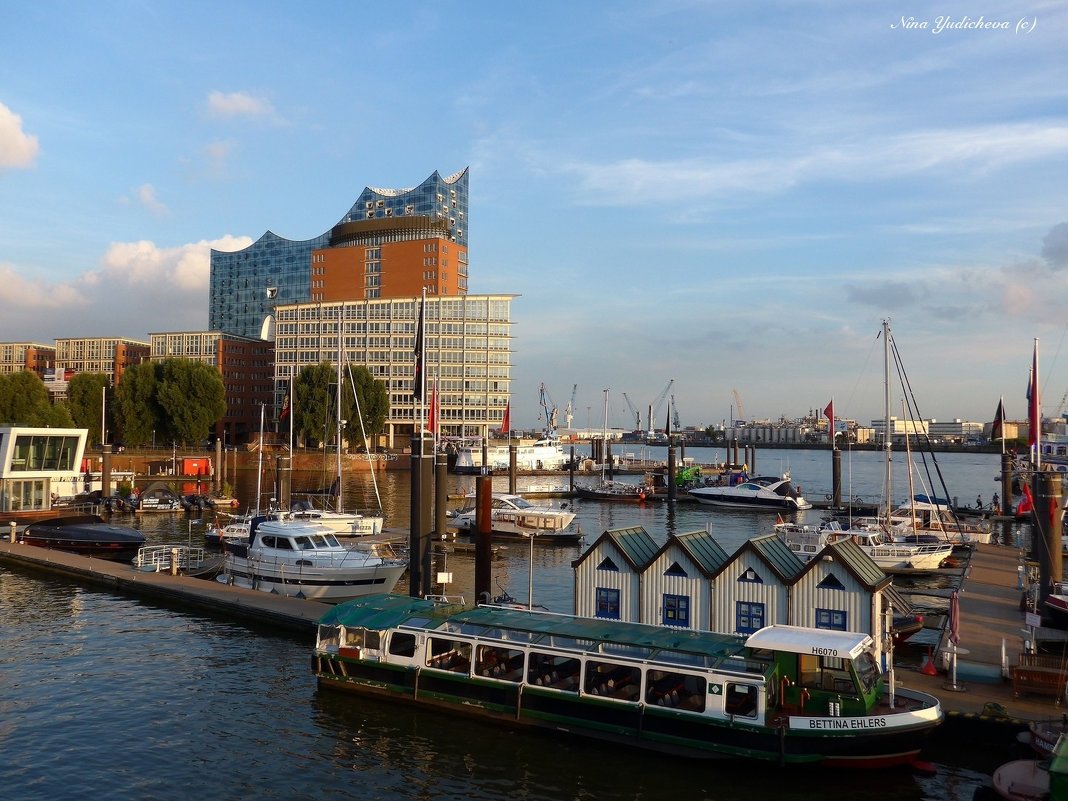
[883,319,892,520]
[337,313,344,513]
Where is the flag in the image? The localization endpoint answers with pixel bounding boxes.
[278,380,290,421]
[1027,341,1039,450]
[428,382,438,434]
[823,400,834,445]
[990,398,1005,441]
[501,401,510,434]
[1018,482,1034,515]
[412,298,425,401]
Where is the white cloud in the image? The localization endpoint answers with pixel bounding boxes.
[0,102,40,168]
[137,184,169,217]
[0,235,253,340]
[205,90,281,122]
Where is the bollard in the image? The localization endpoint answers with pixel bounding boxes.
[9,521,16,543]
[171,547,180,576]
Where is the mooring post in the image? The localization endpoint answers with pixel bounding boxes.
[475,472,493,604]
[667,441,677,503]
[509,444,517,495]
[832,449,842,508]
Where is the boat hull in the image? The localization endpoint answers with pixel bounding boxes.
[220,557,406,602]
[20,516,146,562]
[688,491,807,511]
[313,656,932,766]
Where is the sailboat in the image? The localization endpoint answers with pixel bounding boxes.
[575,389,658,502]
[777,320,953,573]
[287,336,384,537]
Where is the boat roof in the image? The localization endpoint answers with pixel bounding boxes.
[744,625,873,660]
[320,594,759,669]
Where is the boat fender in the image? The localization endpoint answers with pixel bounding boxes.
[230,499,240,508]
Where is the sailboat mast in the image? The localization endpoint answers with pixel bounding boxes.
[337,316,344,513]
[256,403,264,514]
[601,388,609,482]
[883,319,893,520]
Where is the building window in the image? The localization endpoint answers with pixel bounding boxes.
[815,609,847,630]
[595,588,620,619]
[735,601,765,634]
[816,574,846,591]
[596,557,619,572]
[737,567,763,584]
[662,594,690,628]
[664,562,688,578]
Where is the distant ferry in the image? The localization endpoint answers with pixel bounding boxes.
[452,438,570,474]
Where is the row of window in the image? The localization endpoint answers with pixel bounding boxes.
[593,587,848,633]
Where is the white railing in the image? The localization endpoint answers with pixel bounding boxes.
[135,545,208,572]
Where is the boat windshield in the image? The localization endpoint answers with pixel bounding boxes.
[510,497,534,509]
[323,533,341,547]
[855,650,881,693]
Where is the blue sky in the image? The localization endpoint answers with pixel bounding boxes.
[1,1,1066,431]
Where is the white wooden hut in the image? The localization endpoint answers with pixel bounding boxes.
[707,534,806,635]
[639,529,729,630]
[571,526,658,621]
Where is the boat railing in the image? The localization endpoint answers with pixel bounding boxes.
[135,544,208,572]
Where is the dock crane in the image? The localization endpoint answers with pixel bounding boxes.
[621,392,642,431]
[564,384,578,429]
[732,388,747,425]
[649,379,674,435]
[671,394,681,433]
[538,382,560,437]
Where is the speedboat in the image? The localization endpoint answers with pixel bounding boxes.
[855,499,992,546]
[449,493,579,543]
[689,474,811,511]
[775,520,952,574]
[218,516,407,602]
[20,514,146,562]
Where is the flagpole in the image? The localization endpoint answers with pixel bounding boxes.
[1033,339,1041,472]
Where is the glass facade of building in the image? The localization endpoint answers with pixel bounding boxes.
[273,293,510,448]
[210,169,469,340]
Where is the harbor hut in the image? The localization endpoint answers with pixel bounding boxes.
[571,526,658,621]
[638,529,730,630]
[790,537,894,664]
[708,534,805,635]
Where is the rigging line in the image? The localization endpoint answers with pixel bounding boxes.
[887,330,960,526]
[842,327,882,428]
[344,360,384,517]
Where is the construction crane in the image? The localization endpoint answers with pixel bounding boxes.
[538,382,560,437]
[671,394,681,432]
[732,388,747,424]
[649,379,674,435]
[564,383,578,429]
[621,392,642,430]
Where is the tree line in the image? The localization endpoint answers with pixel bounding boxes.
[0,360,388,449]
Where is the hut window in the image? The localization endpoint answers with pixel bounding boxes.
[662,594,690,628]
[664,562,688,578]
[815,609,848,630]
[735,601,765,634]
[817,573,846,590]
[596,557,619,572]
[595,588,621,619]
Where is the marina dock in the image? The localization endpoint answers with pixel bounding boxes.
[2,535,1065,744]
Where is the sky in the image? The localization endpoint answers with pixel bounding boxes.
[1,1,1066,432]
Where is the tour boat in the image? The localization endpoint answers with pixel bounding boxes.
[313,594,943,767]
[449,493,579,542]
[453,438,569,474]
[20,514,146,562]
[688,473,812,511]
[218,516,407,602]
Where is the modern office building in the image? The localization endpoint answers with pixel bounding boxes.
[0,342,56,377]
[210,168,469,340]
[149,331,275,445]
[273,294,512,448]
[55,337,150,385]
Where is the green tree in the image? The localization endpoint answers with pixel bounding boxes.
[114,362,164,446]
[293,363,337,447]
[156,359,226,445]
[68,372,111,445]
[343,364,388,448]
[0,371,57,425]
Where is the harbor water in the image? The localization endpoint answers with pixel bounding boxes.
[0,447,1012,800]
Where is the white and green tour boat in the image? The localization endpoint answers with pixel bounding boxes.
[312,594,943,768]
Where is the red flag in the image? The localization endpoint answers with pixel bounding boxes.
[427,382,437,434]
[1018,483,1034,515]
[823,400,834,445]
[990,399,1005,441]
[501,402,510,434]
[278,380,290,421]
[1027,342,1039,450]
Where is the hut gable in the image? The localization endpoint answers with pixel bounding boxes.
[572,526,657,622]
[710,535,803,635]
[639,529,728,631]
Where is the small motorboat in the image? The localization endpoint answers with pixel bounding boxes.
[20,514,146,562]
[449,493,580,542]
